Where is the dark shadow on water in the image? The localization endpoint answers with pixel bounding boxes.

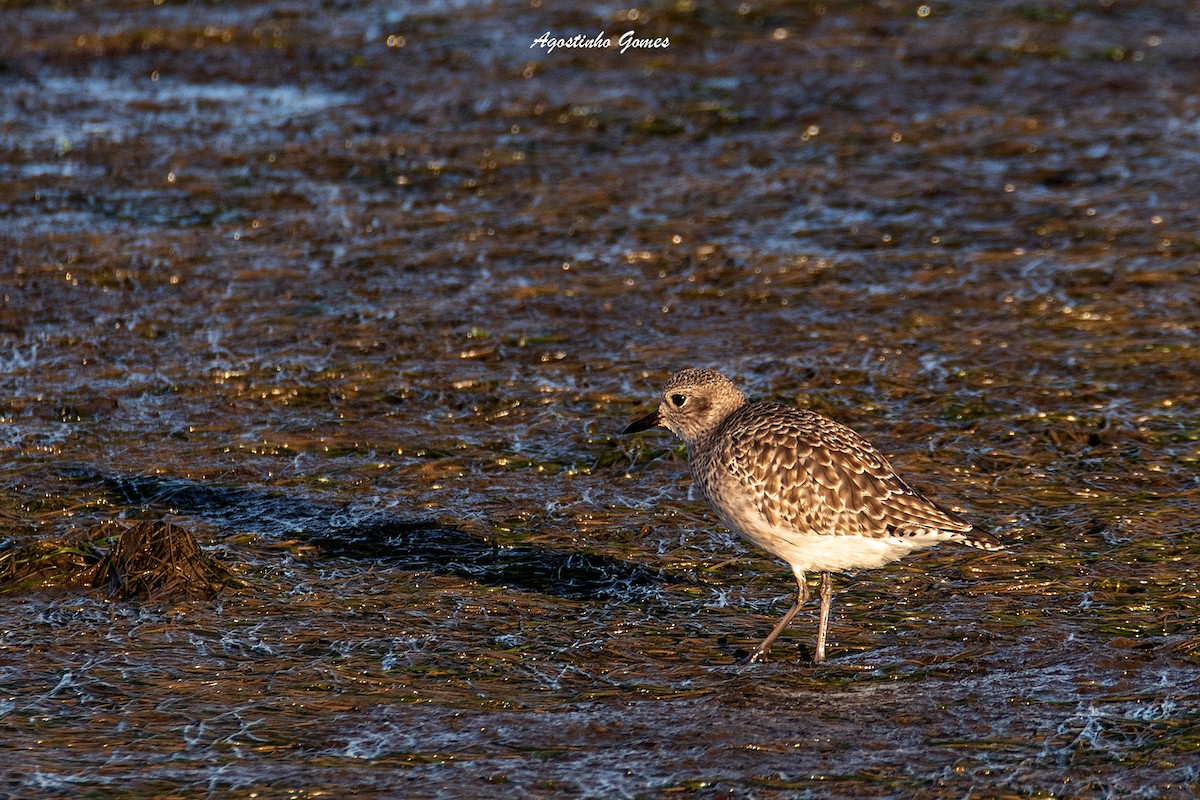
[59,467,674,601]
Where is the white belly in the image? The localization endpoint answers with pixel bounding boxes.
[711,494,947,574]
[757,529,934,573]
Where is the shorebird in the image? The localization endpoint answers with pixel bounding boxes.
[623,368,1001,663]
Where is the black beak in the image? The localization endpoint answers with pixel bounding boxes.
[622,409,662,434]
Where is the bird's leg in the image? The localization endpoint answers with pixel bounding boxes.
[745,569,808,664]
[814,571,834,664]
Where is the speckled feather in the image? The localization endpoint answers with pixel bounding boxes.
[699,401,972,539]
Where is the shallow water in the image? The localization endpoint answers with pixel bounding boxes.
[2,0,1199,797]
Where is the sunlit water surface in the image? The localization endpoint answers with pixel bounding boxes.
[2,1,1199,797]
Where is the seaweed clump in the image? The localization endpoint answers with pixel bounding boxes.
[92,520,231,601]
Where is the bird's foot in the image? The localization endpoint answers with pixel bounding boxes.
[737,644,770,665]
[735,642,815,666]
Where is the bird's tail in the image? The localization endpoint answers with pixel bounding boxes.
[959,527,1003,551]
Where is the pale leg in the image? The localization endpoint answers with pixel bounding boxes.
[814,571,834,664]
[746,567,808,664]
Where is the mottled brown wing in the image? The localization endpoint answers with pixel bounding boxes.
[724,403,971,539]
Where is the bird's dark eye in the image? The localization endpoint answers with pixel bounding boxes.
[670,394,687,407]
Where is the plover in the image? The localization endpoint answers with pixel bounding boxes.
[623,368,1001,664]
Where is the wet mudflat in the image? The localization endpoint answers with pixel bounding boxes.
[2,0,1199,797]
